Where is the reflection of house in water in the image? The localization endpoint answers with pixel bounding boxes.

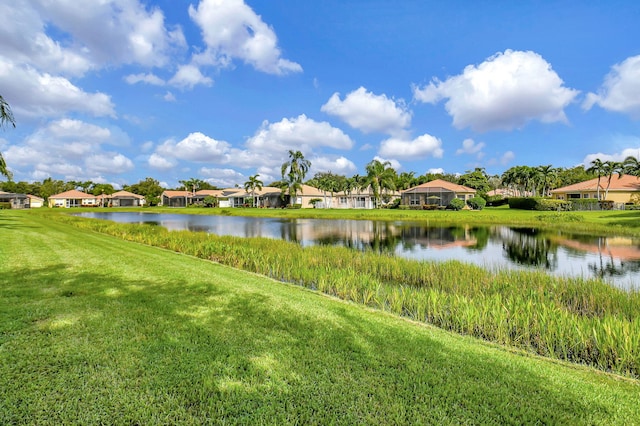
[400,226,477,250]
[287,220,404,252]
[553,236,640,261]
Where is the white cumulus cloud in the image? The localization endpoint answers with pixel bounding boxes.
[413,50,579,132]
[0,60,115,119]
[157,132,232,163]
[188,0,302,75]
[456,138,485,157]
[583,147,640,166]
[168,64,213,89]
[247,114,354,152]
[321,87,411,135]
[199,167,247,188]
[4,119,133,181]
[148,153,176,170]
[583,55,640,119]
[125,73,165,86]
[309,156,357,176]
[379,134,444,160]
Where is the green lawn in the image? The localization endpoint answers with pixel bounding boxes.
[1,210,639,425]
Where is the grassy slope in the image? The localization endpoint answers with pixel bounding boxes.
[1,211,639,425]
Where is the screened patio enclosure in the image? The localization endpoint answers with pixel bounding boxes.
[402,187,459,207]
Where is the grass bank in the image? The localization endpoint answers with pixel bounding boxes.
[1,210,639,424]
[108,205,640,237]
[47,210,640,378]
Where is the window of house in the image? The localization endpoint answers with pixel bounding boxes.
[409,194,420,205]
[568,194,581,199]
[339,197,347,204]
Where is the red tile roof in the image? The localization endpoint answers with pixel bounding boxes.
[111,190,144,199]
[403,179,477,194]
[551,174,640,193]
[49,190,96,199]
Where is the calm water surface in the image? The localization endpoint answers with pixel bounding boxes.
[77,212,640,289]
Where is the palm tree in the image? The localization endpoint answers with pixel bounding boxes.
[243,174,263,207]
[536,165,555,197]
[1,95,16,180]
[395,171,416,191]
[624,155,640,176]
[362,159,396,208]
[586,158,606,200]
[281,150,311,205]
[602,161,624,200]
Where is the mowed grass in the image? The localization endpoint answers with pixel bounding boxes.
[1,211,639,425]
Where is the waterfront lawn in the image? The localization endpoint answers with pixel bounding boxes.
[1,211,639,424]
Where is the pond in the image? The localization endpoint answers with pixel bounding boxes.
[76,212,640,289]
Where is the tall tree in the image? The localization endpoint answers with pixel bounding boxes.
[243,174,263,207]
[0,95,16,180]
[124,177,164,206]
[281,150,311,205]
[623,155,640,176]
[586,158,606,200]
[362,159,396,208]
[536,165,556,197]
[178,178,206,193]
[458,167,490,196]
[602,161,624,200]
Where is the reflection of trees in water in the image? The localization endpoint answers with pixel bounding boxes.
[466,226,490,251]
[314,221,400,254]
[280,219,299,243]
[588,255,640,279]
[502,228,558,269]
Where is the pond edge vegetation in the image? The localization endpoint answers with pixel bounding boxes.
[50,211,640,379]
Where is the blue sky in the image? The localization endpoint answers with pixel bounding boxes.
[1,0,640,189]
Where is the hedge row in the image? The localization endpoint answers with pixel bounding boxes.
[508,197,572,211]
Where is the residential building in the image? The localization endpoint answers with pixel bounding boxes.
[48,190,100,208]
[401,179,477,208]
[550,174,640,203]
[0,191,30,209]
[107,190,146,207]
[27,194,44,208]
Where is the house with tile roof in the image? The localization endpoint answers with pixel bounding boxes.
[107,190,145,207]
[550,174,640,203]
[401,179,477,208]
[48,190,100,208]
[0,191,30,209]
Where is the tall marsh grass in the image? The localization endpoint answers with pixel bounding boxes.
[57,214,640,378]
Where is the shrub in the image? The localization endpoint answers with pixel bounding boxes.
[508,197,571,211]
[448,198,465,211]
[537,199,572,211]
[422,204,440,210]
[309,198,322,208]
[286,204,302,209]
[467,197,486,210]
[0,202,11,210]
[485,195,508,207]
[398,204,410,210]
[386,198,402,209]
[203,195,218,208]
[508,197,538,210]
